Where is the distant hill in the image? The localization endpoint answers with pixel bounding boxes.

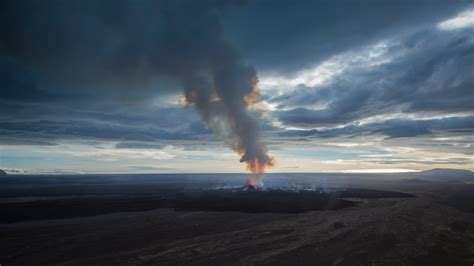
[414,168,474,183]
[0,169,8,177]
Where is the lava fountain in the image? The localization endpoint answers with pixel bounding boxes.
[246,178,258,190]
[243,156,274,189]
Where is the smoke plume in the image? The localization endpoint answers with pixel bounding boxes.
[181,57,274,184]
[176,8,274,184]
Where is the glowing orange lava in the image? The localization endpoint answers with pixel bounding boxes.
[246,178,258,190]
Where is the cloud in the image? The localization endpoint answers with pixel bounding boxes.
[222,0,467,75]
[0,1,241,100]
[278,116,474,139]
[438,8,474,30]
[126,165,175,171]
[1,1,472,144]
[270,25,474,128]
[260,41,394,90]
[57,146,177,161]
[0,104,217,147]
[115,141,167,150]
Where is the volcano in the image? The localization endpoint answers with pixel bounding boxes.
[245,178,258,190]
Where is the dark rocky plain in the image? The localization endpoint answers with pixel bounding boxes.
[0,171,473,265]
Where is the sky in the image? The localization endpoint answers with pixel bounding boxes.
[0,0,473,174]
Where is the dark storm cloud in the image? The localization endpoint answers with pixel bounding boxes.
[274,27,474,128]
[1,0,468,102]
[377,117,474,138]
[0,0,210,147]
[222,0,468,74]
[278,116,474,139]
[0,0,234,143]
[0,0,234,99]
[0,106,213,145]
[0,119,193,141]
[0,58,51,101]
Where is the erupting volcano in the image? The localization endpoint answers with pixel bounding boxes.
[242,154,274,188]
[246,178,258,190]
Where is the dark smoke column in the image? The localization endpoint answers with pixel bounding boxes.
[163,3,274,186]
[182,62,274,185]
[179,32,274,185]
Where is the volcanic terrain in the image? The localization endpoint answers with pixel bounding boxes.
[0,172,473,265]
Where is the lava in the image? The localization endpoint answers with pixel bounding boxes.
[246,178,258,190]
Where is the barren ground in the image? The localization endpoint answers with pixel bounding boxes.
[0,174,473,265]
